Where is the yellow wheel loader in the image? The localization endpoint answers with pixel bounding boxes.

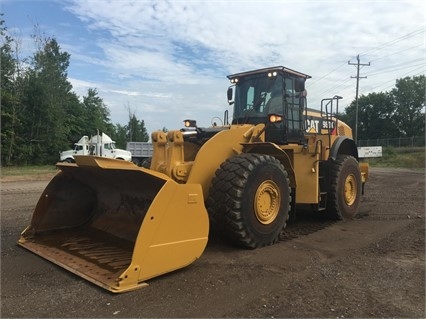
[19,66,368,293]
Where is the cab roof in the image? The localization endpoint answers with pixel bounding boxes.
[227,66,311,80]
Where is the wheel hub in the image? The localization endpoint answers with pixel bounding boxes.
[254,180,280,224]
[344,173,357,206]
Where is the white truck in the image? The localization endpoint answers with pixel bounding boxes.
[59,133,132,162]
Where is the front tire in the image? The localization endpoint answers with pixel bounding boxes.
[326,155,362,220]
[207,153,291,248]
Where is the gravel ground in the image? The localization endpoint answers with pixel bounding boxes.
[1,167,424,318]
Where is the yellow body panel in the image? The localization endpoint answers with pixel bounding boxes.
[291,146,321,204]
[306,109,353,139]
[359,162,369,183]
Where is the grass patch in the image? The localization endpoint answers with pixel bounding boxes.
[1,165,57,177]
[367,147,425,169]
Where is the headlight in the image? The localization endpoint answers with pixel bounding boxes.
[269,114,283,123]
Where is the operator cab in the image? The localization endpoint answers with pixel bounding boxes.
[227,66,311,144]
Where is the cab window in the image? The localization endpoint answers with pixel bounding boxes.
[285,77,301,131]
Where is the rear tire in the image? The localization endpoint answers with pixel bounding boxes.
[207,153,291,248]
[326,155,361,220]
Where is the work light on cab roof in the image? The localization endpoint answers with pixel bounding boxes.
[184,119,197,128]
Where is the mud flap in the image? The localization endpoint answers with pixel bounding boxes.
[18,156,209,293]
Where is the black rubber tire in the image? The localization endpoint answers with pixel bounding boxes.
[206,153,291,249]
[326,155,362,220]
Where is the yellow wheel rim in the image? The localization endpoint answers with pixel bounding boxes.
[344,173,357,206]
[254,180,280,224]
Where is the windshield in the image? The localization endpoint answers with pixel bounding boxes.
[233,74,284,123]
[104,143,116,150]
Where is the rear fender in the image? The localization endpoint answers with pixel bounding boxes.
[329,137,359,161]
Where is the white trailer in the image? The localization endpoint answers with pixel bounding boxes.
[126,142,153,166]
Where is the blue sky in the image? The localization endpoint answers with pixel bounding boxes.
[2,0,425,137]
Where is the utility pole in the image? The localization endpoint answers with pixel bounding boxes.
[348,55,370,143]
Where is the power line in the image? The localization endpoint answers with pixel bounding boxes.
[315,76,353,98]
[366,61,424,77]
[359,27,424,56]
[369,43,425,63]
[364,66,424,93]
[348,55,370,142]
[307,62,347,87]
[311,28,424,100]
[306,27,424,113]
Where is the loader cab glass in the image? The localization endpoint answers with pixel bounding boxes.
[231,71,307,144]
[231,73,279,125]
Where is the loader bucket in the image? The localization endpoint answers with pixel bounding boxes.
[18,156,209,293]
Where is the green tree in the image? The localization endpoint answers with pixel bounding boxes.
[111,123,127,149]
[1,15,154,165]
[62,91,86,146]
[81,88,114,136]
[127,113,149,142]
[344,92,399,140]
[137,119,150,141]
[391,75,425,137]
[18,37,77,164]
[0,15,20,165]
[344,75,425,141]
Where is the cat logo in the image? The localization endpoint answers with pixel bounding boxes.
[306,119,319,133]
[306,118,336,134]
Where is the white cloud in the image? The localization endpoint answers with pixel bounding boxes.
[36,0,426,135]
[69,77,97,94]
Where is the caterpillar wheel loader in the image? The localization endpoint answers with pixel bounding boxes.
[19,66,368,293]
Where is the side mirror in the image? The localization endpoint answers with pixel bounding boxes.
[227,86,234,105]
[295,78,305,93]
